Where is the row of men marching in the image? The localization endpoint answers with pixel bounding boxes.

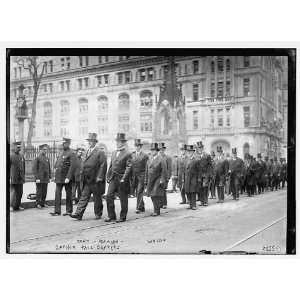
[10,133,287,221]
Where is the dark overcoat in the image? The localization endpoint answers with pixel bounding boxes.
[32,154,51,183]
[144,155,168,197]
[183,156,199,193]
[73,156,83,182]
[54,149,76,183]
[215,157,229,187]
[131,151,148,179]
[178,155,187,189]
[10,152,25,184]
[197,152,212,187]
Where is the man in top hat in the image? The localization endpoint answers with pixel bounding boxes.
[158,142,172,209]
[71,145,85,205]
[71,133,107,220]
[195,141,212,206]
[32,144,51,209]
[105,133,132,223]
[215,146,229,203]
[131,139,149,214]
[10,141,25,211]
[256,153,266,194]
[144,142,168,216]
[209,150,216,199]
[50,137,76,216]
[183,145,199,210]
[244,154,257,197]
[228,148,244,200]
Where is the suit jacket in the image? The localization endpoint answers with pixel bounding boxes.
[10,152,25,184]
[54,149,76,183]
[32,154,51,183]
[144,154,168,197]
[215,157,229,186]
[131,151,148,178]
[197,152,212,186]
[183,156,199,193]
[160,153,172,180]
[178,155,187,189]
[73,156,84,182]
[82,147,107,184]
[228,157,244,178]
[256,160,266,181]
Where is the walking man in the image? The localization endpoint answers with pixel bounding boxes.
[71,133,107,220]
[144,143,168,216]
[10,141,25,211]
[215,146,229,203]
[105,133,132,223]
[72,146,85,204]
[131,139,148,214]
[32,144,51,209]
[50,137,76,216]
[256,153,266,194]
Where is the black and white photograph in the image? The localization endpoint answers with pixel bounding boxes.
[7,50,296,254]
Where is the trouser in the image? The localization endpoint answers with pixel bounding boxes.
[106,178,128,220]
[10,184,23,210]
[217,186,225,201]
[132,175,145,211]
[75,182,104,217]
[282,177,286,188]
[186,193,196,208]
[257,182,264,194]
[171,177,178,191]
[230,177,240,199]
[180,186,187,203]
[54,182,73,214]
[271,175,279,190]
[151,196,161,215]
[72,181,82,204]
[198,187,208,205]
[209,178,216,198]
[161,183,168,207]
[36,183,48,206]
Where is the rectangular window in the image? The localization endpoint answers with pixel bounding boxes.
[85,56,89,66]
[104,74,109,85]
[193,110,198,129]
[140,114,152,132]
[60,81,64,92]
[78,78,83,90]
[14,68,17,78]
[217,81,223,97]
[49,83,53,93]
[97,75,102,87]
[98,56,102,64]
[217,108,223,127]
[193,60,199,74]
[66,57,70,69]
[243,106,250,127]
[244,56,250,67]
[148,68,154,81]
[49,60,53,72]
[118,73,123,84]
[192,84,199,101]
[43,84,47,93]
[226,107,231,127]
[211,82,215,97]
[243,78,250,96]
[66,80,70,91]
[226,81,231,96]
[105,56,109,63]
[79,56,83,67]
[210,109,215,127]
[44,62,48,74]
[125,71,131,83]
[140,69,146,81]
[19,67,22,78]
[61,58,65,69]
[79,118,88,136]
[84,77,89,88]
[217,57,224,72]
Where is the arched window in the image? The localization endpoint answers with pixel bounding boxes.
[97,96,108,113]
[118,93,130,111]
[60,100,70,117]
[140,90,153,108]
[79,98,88,114]
[211,61,215,73]
[243,143,250,157]
[44,102,52,118]
[217,56,224,72]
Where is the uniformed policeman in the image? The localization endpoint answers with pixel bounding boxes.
[209,151,216,199]
[183,145,198,210]
[228,148,244,200]
[32,144,51,208]
[10,141,25,211]
[215,146,229,203]
[178,144,188,204]
[158,142,172,209]
[50,137,76,216]
[105,133,132,223]
[144,142,168,216]
[195,141,212,207]
[131,139,149,214]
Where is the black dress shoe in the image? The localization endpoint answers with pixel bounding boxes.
[116,218,126,223]
[63,212,72,216]
[104,218,116,222]
[150,213,159,216]
[95,215,102,220]
[179,201,186,204]
[50,212,60,216]
[70,214,82,220]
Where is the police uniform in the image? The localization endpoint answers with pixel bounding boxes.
[144,143,168,216]
[32,144,51,207]
[10,141,25,210]
[228,148,244,200]
[131,139,149,213]
[52,138,76,216]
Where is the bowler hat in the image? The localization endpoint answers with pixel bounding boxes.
[196,141,204,148]
[257,153,262,159]
[115,133,127,142]
[39,144,49,150]
[232,148,237,154]
[134,139,143,146]
[86,132,98,142]
[158,142,166,149]
[150,142,159,151]
[217,146,223,153]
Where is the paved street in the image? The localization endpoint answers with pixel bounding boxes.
[9,188,287,254]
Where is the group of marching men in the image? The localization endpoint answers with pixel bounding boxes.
[10,132,287,223]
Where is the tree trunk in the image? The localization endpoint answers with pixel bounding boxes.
[26,85,38,147]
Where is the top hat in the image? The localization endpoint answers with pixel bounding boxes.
[61,137,71,144]
[217,146,223,153]
[186,145,195,151]
[115,133,127,142]
[150,142,159,151]
[134,139,143,146]
[39,144,49,150]
[86,133,98,142]
[13,141,22,146]
[232,148,237,154]
[257,153,262,159]
[158,142,166,149]
[211,151,215,157]
[196,141,204,148]
[180,144,187,151]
